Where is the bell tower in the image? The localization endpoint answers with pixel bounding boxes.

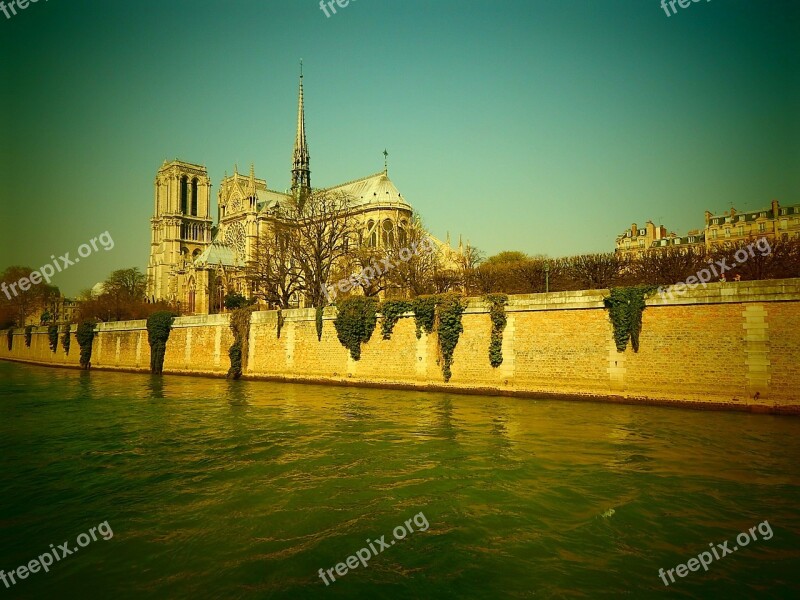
[147,160,213,302]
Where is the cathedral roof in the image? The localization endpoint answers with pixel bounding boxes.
[324,171,412,210]
[256,189,290,212]
[193,241,240,268]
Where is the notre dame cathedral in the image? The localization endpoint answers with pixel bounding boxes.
[146,70,448,315]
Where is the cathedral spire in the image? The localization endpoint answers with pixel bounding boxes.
[291,60,311,198]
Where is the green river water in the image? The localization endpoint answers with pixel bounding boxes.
[0,361,798,599]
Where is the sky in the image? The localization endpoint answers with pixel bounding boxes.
[1,0,798,296]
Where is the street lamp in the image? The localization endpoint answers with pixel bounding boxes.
[544,261,550,294]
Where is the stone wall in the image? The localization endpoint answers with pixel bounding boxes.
[2,279,799,414]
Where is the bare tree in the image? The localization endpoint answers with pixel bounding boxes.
[342,244,391,298]
[289,190,357,308]
[563,253,627,290]
[628,247,707,286]
[384,217,439,297]
[514,258,549,293]
[0,266,61,326]
[102,268,147,321]
[248,223,303,308]
[711,238,800,281]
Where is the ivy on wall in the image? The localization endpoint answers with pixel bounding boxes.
[147,311,176,374]
[76,321,96,369]
[276,309,284,339]
[315,306,324,342]
[378,300,412,340]
[24,325,33,348]
[603,286,656,352]
[436,293,466,382]
[61,325,71,355]
[6,328,12,351]
[411,296,437,339]
[333,297,378,360]
[485,294,508,368]
[228,305,257,379]
[48,325,59,353]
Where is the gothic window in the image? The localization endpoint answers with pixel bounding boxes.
[382,219,394,247]
[180,176,189,214]
[224,221,247,258]
[398,220,408,246]
[191,178,198,216]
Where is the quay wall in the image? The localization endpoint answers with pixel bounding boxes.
[2,280,799,414]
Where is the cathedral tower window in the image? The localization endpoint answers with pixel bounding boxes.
[180,176,189,214]
[191,178,198,216]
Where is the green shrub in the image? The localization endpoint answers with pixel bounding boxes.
[436,293,466,382]
[61,325,71,355]
[224,292,252,310]
[76,321,96,369]
[315,306,324,341]
[411,295,437,339]
[485,294,508,368]
[24,325,34,347]
[604,286,656,352]
[48,325,59,352]
[333,297,378,360]
[378,300,412,340]
[228,305,257,379]
[146,311,176,374]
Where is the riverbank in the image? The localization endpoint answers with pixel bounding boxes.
[3,279,799,414]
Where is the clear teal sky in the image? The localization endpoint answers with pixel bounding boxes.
[1,0,798,295]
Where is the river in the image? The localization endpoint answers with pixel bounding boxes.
[1,361,798,599]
